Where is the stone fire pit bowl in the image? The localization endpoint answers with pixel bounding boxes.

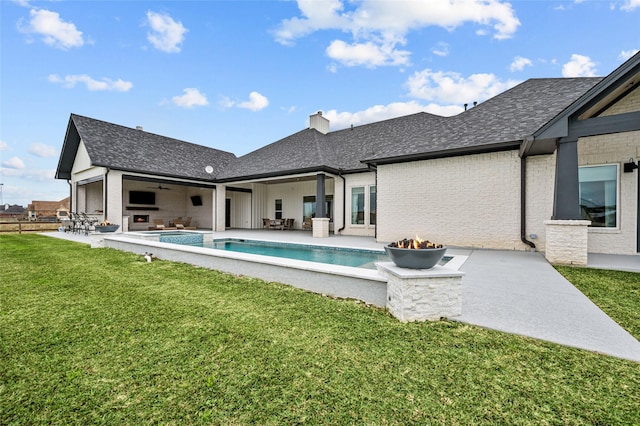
[384,246,447,269]
[95,225,120,233]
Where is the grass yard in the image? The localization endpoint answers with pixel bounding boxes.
[1,234,639,424]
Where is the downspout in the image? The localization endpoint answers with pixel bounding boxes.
[337,171,346,234]
[520,156,536,251]
[104,168,109,221]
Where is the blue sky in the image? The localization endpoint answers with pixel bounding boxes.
[1,0,638,207]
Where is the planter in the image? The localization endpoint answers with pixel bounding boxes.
[384,246,447,269]
[95,225,120,233]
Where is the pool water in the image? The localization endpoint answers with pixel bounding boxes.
[202,239,387,269]
[172,238,453,270]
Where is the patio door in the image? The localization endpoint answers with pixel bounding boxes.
[225,199,231,228]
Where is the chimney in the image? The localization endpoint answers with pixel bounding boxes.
[136,125,143,131]
[309,111,329,134]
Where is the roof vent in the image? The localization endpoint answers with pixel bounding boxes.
[309,111,329,134]
[136,126,143,131]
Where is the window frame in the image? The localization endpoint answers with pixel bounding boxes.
[578,163,620,230]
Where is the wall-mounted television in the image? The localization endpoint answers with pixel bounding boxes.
[190,195,203,206]
[129,191,156,205]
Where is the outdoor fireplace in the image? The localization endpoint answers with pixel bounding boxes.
[133,215,149,223]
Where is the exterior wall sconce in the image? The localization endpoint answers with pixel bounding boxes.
[623,158,638,173]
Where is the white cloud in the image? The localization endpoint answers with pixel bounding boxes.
[621,0,640,11]
[326,39,410,67]
[405,69,520,105]
[28,143,57,158]
[619,49,639,61]
[19,8,84,49]
[323,101,464,130]
[171,88,209,108]
[48,74,133,91]
[0,141,9,151]
[274,0,520,68]
[562,54,597,77]
[2,156,26,169]
[146,11,187,53]
[1,168,55,182]
[221,91,269,112]
[432,42,449,57]
[510,56,532,72]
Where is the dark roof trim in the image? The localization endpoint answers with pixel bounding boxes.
[362,141,522,166]
[213,165,344,183]
[533,52,640,142]
[560,110,640,143]
[123,174,216,189]
[76,176,104,186]
[55,116,80,180]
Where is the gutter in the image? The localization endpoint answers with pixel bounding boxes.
[104,168,109,222]
[520,155,536,251]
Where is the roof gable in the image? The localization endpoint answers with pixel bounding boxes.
[56,114,236,181]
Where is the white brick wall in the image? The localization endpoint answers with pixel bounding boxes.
[601,85,640,116]
[578,131,639,254]
[377,151,526,249]
[525,153,556,252]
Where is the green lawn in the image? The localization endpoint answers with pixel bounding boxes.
[1,234,639,425]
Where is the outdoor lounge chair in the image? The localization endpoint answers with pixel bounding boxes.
[302,217,312,230]
[149,218,172,230]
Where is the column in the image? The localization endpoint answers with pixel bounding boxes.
[214,185,226,232]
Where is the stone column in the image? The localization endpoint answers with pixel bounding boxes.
[544,220,590,265]
[377,262,464,322]
[214,185,226,232]
[312,217,330,238]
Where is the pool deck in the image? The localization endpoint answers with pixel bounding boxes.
[43,229,640,363]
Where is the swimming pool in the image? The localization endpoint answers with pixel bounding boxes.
[174,238,451,270]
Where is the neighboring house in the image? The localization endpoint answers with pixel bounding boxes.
[56,52,640,261]
[27,198,71,221]
[0,204,26,220]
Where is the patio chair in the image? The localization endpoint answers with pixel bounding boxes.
[262,218,271,229]
[302,217,312,230]
[283,218,295,230]
[149,218,167,230]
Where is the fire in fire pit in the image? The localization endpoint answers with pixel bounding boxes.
[388,235,443,249]
[385,235,446,269]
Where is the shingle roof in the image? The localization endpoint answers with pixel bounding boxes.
[219,77,602,177]
[56,114,236,181]
[358,77,602,163]
[57,77,603,182]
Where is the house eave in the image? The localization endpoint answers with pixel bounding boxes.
[362,141,522,166]
[214,166,344,184]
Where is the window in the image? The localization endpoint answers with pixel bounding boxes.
[303,195,333,221]
[369,186,376,225]
[579,164,618,228]
[275,199,283,220]
[351,187,365,224]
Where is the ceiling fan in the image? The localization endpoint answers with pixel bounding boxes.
[148,184,172,190]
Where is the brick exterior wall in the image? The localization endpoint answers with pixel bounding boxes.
[525,153,556,252]
[578,131,639,254]
[376,150,527,249]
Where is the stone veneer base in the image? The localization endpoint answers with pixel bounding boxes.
[544,220,590,266]
[377,262,464,322]
[312,217,330,238]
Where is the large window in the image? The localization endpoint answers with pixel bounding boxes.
[579,164,618,228]
[351,186,376,226]
[369,186,376,225]
[351,187,365,224]
[303,195,333,221]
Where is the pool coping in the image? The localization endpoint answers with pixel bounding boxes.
[101,234,468,309]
